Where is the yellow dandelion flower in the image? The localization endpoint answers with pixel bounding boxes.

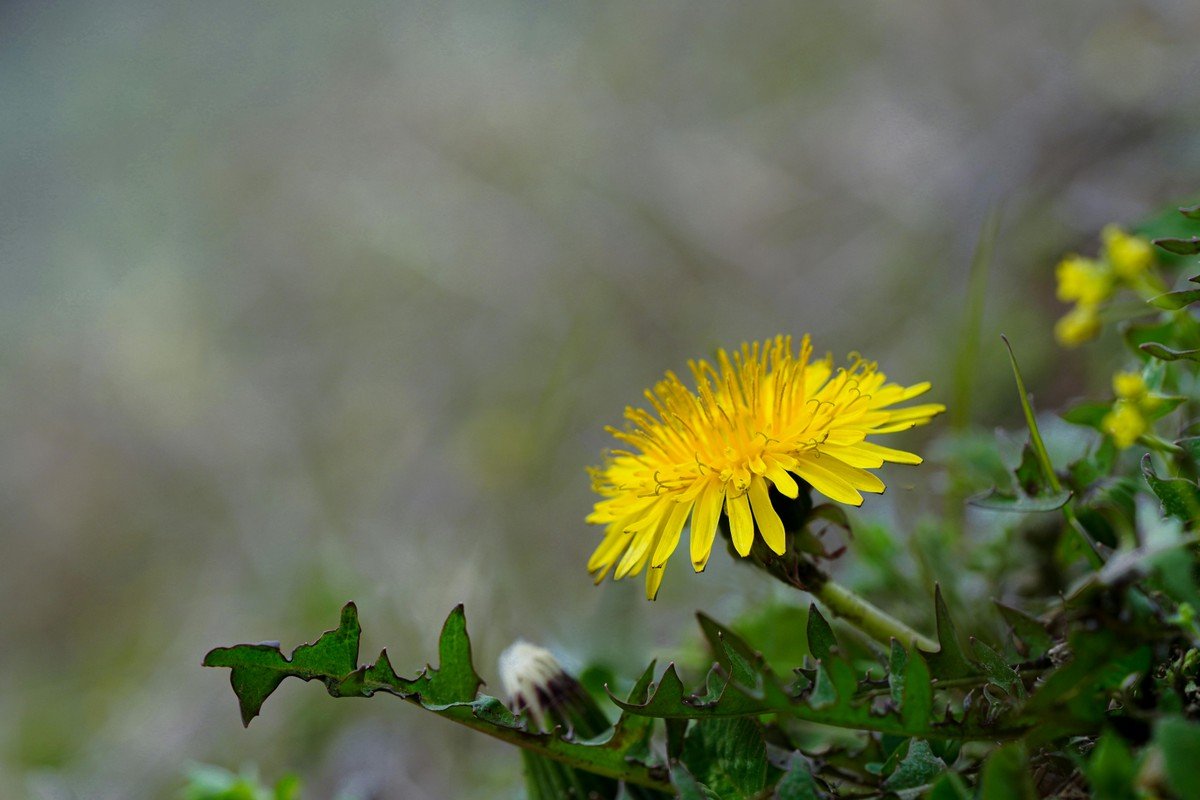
[1054,304,1102,347]
[1102,225,1154,281]
[1101,400,1147,450]
[1055,255,1112,306]
[586,335,945,599]
[1112,370,1147,401]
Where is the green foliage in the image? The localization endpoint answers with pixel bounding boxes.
[181,765,300,800]
[205,205,1200,797]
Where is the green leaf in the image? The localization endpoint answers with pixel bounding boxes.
[1084,732,1138,800]
[670,764,723,800]
[1000,335,1061,494]
[1156,716,1200,799]
[1141,454,1200,522]
[1179,204,1200,220]
[971,639,1026,700]
[1153,237,1200,256]
[921,586,976,680]
[927,772,971,800]
[900,647,933,731]
[205,605,671,792]
[695,613,762,688]
[774,755,823,800]
[980,743,1036,800]
[881,739,945,795]
[1139,342,1200,361]
[1062,402,1110,430]
[995,603,1052,661]
[680,718,767,799]
[967,488,1072,512]
[203,603,364,726]
[805,604,838,663]
[609,662,767,719]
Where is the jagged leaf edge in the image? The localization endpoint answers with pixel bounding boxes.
[204,604,670,792]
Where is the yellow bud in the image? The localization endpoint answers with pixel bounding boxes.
[1102,224,1154,281]
[1055,304,1101,347]
[1101,401,1147,449]
[1112,370,1147,401]
[1056,255,1112,306]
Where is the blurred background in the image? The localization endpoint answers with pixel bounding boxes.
[3,1,1199,797]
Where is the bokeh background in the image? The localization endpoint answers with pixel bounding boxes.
[4,2,1200,797]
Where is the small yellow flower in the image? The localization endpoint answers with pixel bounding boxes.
[1102,225,1155,281]
[1101,401,1147,450]
[1112,371,1147,401]
[1055,255,1112,306]
[586,335,945,599]
[1054,304,1102,348]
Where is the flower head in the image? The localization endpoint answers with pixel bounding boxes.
[586,335,944,599]
[1102,225,1154,281]
[1112,370,1148,401]
[1054,304,1102,348]
[1102,401,1147,450]
[1055,255,1112,306]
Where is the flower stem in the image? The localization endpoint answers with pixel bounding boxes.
[811,578,938,652]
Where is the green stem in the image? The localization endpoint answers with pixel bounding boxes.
[811,578,938,652]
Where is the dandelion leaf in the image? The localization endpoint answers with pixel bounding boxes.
[994,602,1052,661]
[205,604,671,792]
[202,602,363,726]
[882,739,946,796]
[680,717,767,800]
[1141,454,1200,522]
[775,756,823,800]
[920,587,976,680]
[805,603,838,663]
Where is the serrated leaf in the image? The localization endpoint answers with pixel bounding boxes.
[206,605,671,792]
[882,740,945,795]
[1141,454,1200,522]
[995,603,1052,660]
[609,663,767,719]
[920,586,976,680]
[1139,342,1200,361]
[696,613,762,688]
[203,603,363,725]
[971,639,1026,700]
[1153,237,1200,256]
[967,488,1072,512]
[680,718,767,799]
